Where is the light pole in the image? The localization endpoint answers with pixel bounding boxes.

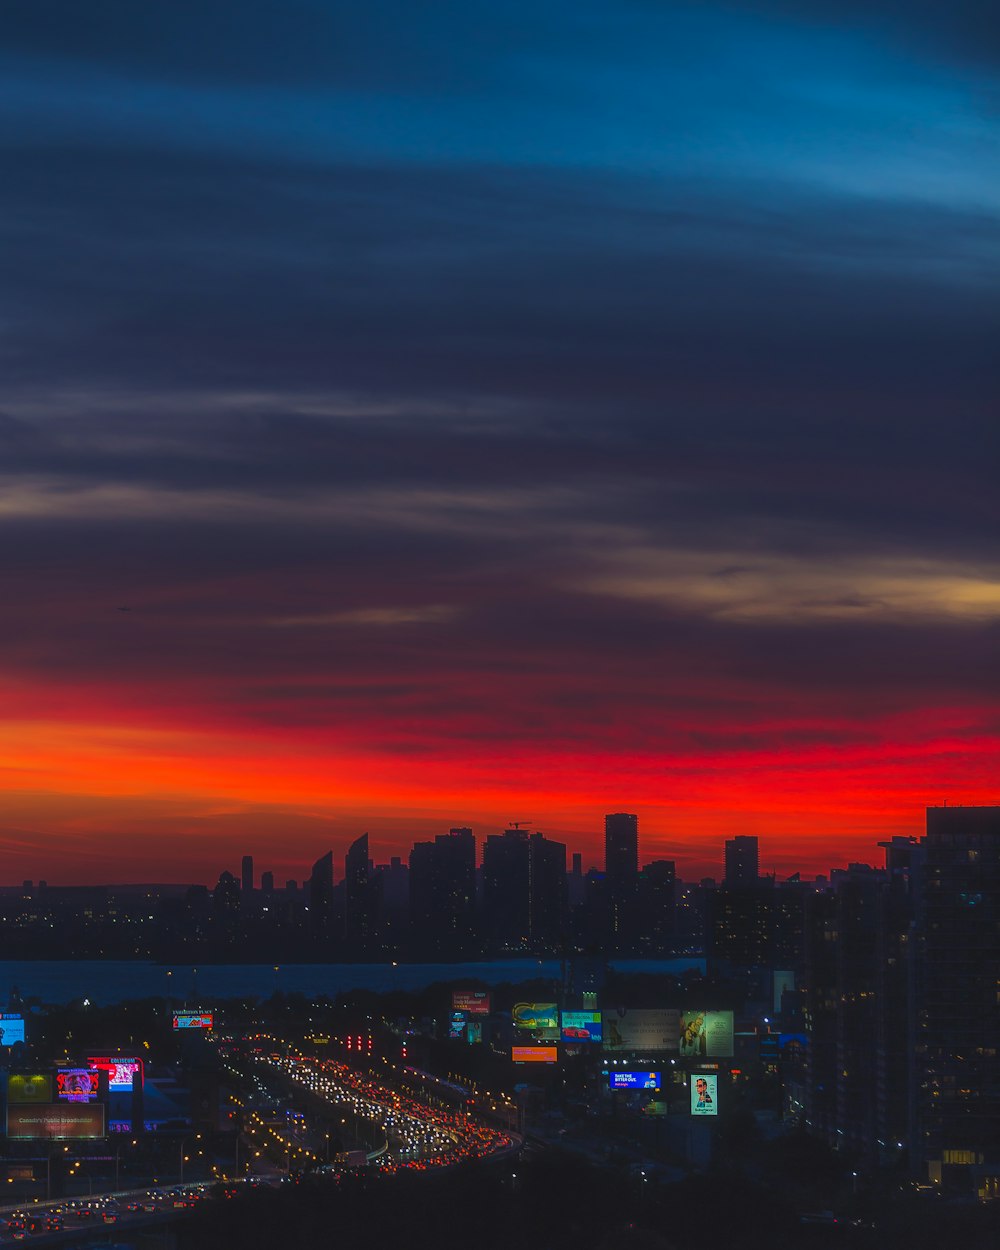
[179,1133,202,1184]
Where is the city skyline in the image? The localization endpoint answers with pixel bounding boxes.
[1,1,997,884]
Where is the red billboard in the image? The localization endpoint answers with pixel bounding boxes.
[512,1046,558,1063]
[6,1103,106,1140]
[88,1056,144,1090]
[173,1012,213,1030]
[452,990,491,1016]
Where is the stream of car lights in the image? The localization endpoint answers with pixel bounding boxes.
[242,1052,511,1171]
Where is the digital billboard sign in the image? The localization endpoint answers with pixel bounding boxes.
[561,1011,602,1043]
[609,1071,661,1090]
[452,990,491,1016]
[0,1014,25,1046]
[448,1014,466,1040]
[679,1011,734,1058]
[7,1074,52,1104]
[173,1012,213,1030]
[466,1022,482,1044]
[88,1056,143,1090]
[6,1103,106,1140]
[513,1003,559,1041]
[690,1073,718,1116]
[512,1046,558,1063]
[56,1070,99,1102]
[602,1009,680,1052]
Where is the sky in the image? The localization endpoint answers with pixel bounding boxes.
[1,1,998,885]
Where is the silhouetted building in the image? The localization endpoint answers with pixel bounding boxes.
[261,871,274,894]
[725,835,759,887]
[344,833,377,953]
[409,828,477,958]
[241,855,254,894]
[604,813,639,951]
[638,859,676,954]
[912,806,1000,1195]
[308,851,335,940]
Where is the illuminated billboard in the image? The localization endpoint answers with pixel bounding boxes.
[690,1073,718,1116]
[173,1012,213,1030]
[452,991,491,1016]
[679,1011,734,1058]
[56,1070,99,1102]
[561,1011,602,1043]
[466,1022,482,1044]
[512,1046,558,1063]
[513,1003,559,1041]
[6,1103,106,1140]
[602,1009,680,1053]
[448,1014,466,1040]
[609,1071,661,1090]
[0,1014,25,1046]
[7,1074,53,1104]
[88,1056,144,1090]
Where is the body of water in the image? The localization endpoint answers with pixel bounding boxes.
[0,957,705,1006]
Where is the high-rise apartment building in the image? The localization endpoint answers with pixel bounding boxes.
[725,835,759,886]
[604,813,639,951]
[241,854,254,894]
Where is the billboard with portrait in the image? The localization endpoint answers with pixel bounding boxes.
[448,1013,466,1040]
[6,1103,106,1140]
[609,1071,661,1090]
[172,1012,213,1030]
[452,991,491,1016]
[678,1010,734,1058]
[512,1003,559,1041]
[602,1009,680,1053]
[690,1073,718,1116]
[88,1056,144,1090]
[56,1070,100,1102]
[0,1014,25,1046]
[561,1011,602,1043]
[7,1074,53,1104]
[512,1046,558,1063]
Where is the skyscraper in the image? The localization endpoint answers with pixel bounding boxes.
[604,813,639,952]
[409,828,477,958]
[912,806,1000,1194]
[241,854,254,894]
[725,835,759,886]
[344,833,375,952]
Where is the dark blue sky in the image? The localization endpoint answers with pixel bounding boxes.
[1,1,997,881]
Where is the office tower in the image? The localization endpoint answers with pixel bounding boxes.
[260,871,274,894]
[240,854,254,894]
[604,813,639,952]
[481,826,530,950]
[374,856,409,953]
[409,828,477,958]
[344,833,375,952]
[308,851,335,937]
[912,806,1000,1194]
[639,859,676,954]
[725,835,759,886]
[528,832,567,950]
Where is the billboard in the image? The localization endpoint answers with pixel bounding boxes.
[466,1021,482,1044]
[56,1070,99,1102]
[448,1014,466,1040]
[561,1011,602,1043]
[88,1056,144,1090]
[173,1012,213,1030]
[602,1009,680,1053]
[690,1073,718,1117]
[452,990,491,1016]
[609,1071,661,1090]
[0,1014,25,1046]
[6,1103,106,1140]
[679,1011,734,1058]
[512,1046,558,1063]
[7,1074,53,1104]
[512,1003,559,1041]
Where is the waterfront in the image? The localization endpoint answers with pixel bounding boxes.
[0,957,706,1007]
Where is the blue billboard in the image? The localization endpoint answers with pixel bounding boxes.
[609,1071,661,1090]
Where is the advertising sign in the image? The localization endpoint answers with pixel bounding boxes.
[466,1021,482,1044]
[609,1071,661,1090]
[602,1009,680,1053]
[512,1003,559,1041]
[56,1070,99,1102]
[0,1014,25,1046]
[7,1074,53,1104]
[172,1012,213,1030]
[448,1014,466,1040]
[452,991,491,1016]
[512,1046,558,1063]
[6,1103,106,1140]
[88,1056,144,1090]
[561,1011,602,1043]
[690,1073,718,1116]
[679,1011,734,1058]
